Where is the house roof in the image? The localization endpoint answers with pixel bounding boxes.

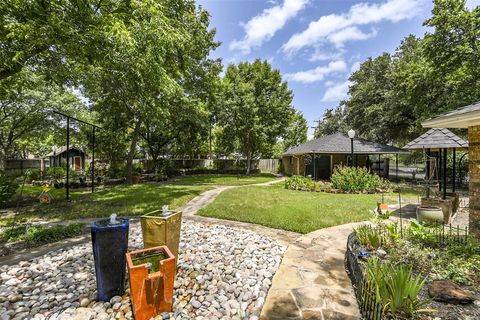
[403,128,468,150]
[47,146,85,156]
[283,133,408,156]
[422,102,480,128]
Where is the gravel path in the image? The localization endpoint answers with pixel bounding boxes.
[0,220,286,320]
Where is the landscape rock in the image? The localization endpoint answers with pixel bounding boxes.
[0,220,284,319]
[376,249,387,258]
[428,280,475,304]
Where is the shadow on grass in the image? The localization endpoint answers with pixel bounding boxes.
[1,183,210,225]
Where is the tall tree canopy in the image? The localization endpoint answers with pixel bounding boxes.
[314,106,347,138]
[314,0,479,145]
[0,71,86,165]
[1,0,221,178]
[217,59,296,173]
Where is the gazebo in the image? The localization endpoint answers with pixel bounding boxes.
[404,128,468,199]
[282,133,408,180]
[421,102,480,240]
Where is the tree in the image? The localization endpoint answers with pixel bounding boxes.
[0,0,127,81]
[83,0,220,183]
[314,106,347,138]
[0,71,86,166]
[343,53,394,143]
[217,60,296,173]
[283,111,308,150]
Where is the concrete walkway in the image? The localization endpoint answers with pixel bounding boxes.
[260,222,363,320]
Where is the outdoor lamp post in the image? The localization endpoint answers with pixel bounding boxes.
[348,129,356,166]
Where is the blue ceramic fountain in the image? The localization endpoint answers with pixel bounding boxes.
[91,214,129,301]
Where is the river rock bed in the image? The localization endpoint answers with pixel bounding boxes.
[0,220,286,320]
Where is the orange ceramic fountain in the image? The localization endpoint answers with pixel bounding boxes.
[126,246,176,320]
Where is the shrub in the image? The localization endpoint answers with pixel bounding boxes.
[284,175,316,191]
[47,166,66,180]
[24,169,42,182]
[407,219,437,247]
[331,166,391,193]
[366,257,433,318]
[0,173,18,206]
[354,225,388,249]
[0,223,85,244]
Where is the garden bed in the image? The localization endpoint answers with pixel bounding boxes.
[346,223,480,319]
[0,222,86,257]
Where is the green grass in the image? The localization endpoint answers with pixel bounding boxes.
[168,173,277,186]
[2,183,210,226]
[198,184,390,234]
[16,184,89,198]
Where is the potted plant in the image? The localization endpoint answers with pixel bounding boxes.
[140,206,182,259]
[126,246,176,320]
[132,165,142,184]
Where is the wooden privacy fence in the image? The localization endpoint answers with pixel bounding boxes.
[257,159,280,172]
[3,159,45,176]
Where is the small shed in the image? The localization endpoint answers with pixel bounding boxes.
[283,133,408,180]
[48,146,86,172]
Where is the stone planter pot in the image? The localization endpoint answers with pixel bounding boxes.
[421,196,457,224]
[126,246,176,320]
[140,210,182,259]
[91,217,129,301]
[416,206,444,224]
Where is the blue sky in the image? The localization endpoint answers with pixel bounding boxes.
[198,0,479,136]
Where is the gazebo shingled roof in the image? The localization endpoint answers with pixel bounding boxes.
[403,128,468,150]
[283,133,407,156]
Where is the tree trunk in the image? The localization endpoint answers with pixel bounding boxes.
[126,118,142,184]
[246,152,251,175]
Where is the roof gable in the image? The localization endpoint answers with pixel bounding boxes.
[47,146,85,156]
[403,128,468,150]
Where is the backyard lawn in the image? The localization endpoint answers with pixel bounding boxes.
[168,173,277,185]
[1,174,279,226]
[198,184,392,234]
[1,183,211,226]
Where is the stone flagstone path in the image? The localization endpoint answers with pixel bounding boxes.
[260,222,363,320]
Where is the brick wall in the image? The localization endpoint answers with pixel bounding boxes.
[468,125,480,240]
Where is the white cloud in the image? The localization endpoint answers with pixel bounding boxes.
[282,0,421,55]
[230,0,309,54]
[309,49,345,62]
[328,27,377,47]
[322,81,351,101]
[285,60,347,83]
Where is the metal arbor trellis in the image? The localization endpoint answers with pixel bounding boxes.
[53,111,102,200]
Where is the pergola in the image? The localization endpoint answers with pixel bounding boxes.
[404,128,468,199]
